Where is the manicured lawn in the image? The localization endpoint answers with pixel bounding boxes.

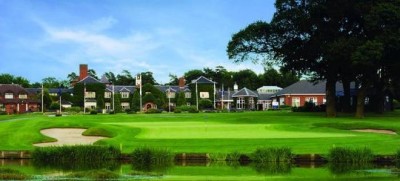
[0,111,400,154]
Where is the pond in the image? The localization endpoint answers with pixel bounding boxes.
[0,159,399,180]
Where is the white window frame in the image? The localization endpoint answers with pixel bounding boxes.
[5,93,13,99]
[121,92,129,99]
[292,97,300,107]
[104,92,111,98]
[167,92,175,98]
[121,102,130,110]
[85,92,96,98]
[105,102,111,110]
[305,97,318,105]
[19,94,28,99]
[185,92,191,98]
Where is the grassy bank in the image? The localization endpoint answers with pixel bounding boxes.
[0,111,400,154]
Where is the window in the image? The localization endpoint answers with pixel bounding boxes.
[49,93,58,97]
[249,97,255,109]
[167,92,175,98]
[305,97,318,105]
[85,92,96,98]
[5,93,13,99]
[121,102,130,110]
[104,92,111,98]
[237,97,245,109]
[121,92,129,98]
[19,94,27,99]
[105,103,111,110]
[292,97,300,107]
[185,92,191,98]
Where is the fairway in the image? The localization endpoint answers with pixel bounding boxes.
[109,122,355,139]
[1,111,400,154]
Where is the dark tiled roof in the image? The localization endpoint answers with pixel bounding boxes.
[78,76,101,84]
[274,80,326,96]
[105,85,136,93]
[25,88,73,94]
[100,75,110,84]
[232,87,258,98]
[191,76,216,84]
[0,84,27,94]
[258,94,274,101]
[155,85,188,93]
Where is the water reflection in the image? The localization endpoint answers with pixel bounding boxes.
[0,159,398,180]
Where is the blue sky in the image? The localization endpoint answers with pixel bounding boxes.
[0,0,275,84]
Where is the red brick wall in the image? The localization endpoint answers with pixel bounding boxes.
[79,64,88,80]
[282,95,325,106]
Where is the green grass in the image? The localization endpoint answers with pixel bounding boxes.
[1,111,400,154]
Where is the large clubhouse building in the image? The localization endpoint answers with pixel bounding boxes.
[3,64,380,114]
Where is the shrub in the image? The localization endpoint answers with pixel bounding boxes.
[90,110,98,115]
[0,111,7,115]
[49,102,60,110]
[109,110,115,114]
[66,106,81,114]
[145,108,162,114]
[68,169,119,180]
[251,147,292,163]
[0,168,30,180]
[226,151,242,161]
[394,99,400,109]
[32,145,121,168]
[125,109,136,114]
[131,147,173,172]
[199,99,213,110]
[174,108,182,113]
[328,147,374,164]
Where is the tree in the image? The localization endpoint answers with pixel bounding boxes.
[42,77,60,88]
[104,71,116,84]
[232,69,260,90]
[116,70,134,85]
[88,69,98,79]
[227,1,363,117]
[184,69,204,83]
[0,74,30,87]
[167,74,179,85]
[141,71,157,85]
[176,92,187,106]
[67,72,78,82]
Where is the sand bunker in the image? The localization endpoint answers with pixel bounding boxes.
[352,129,397,135]
[34,128,106,147]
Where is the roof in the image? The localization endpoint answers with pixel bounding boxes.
[155,85,189,93]
[25,88,73,94]
[274,80,326,96]
[78,76,101,84]
[232,87,258,98]
[191,76,216,84]
[0,84,28,94]
[257,86,282,90]
[106,85,136,93]
[100,75,110,84]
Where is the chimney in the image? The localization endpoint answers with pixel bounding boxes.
[178,77,186,88]
[79,64,88,80]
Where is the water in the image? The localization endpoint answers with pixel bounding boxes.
[1,159,399,180]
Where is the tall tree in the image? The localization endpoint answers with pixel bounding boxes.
[184,69,204,83]
[141,71,157,85]
[42,77,60,88]
[67,72,78,82]
[88,69,98,79]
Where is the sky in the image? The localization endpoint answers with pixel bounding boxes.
[0,0,276,84]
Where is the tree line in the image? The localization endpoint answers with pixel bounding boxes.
[227,0,400,118]
[1,66,299,91]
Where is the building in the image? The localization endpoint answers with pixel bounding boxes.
[270,80,326,107]
[232,87,258,109]
[0,84,40,114]
[257,86,282,110]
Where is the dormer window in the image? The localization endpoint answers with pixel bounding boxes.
[121,92,129,98]
[85,92,96,98]
[104,92,111,98]
[5,93,13,99]
[19,94,27,99]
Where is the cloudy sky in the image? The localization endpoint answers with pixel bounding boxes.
[0,0,275,84]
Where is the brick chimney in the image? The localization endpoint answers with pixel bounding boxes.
[178,77,186,88]
[79,64,88,80]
